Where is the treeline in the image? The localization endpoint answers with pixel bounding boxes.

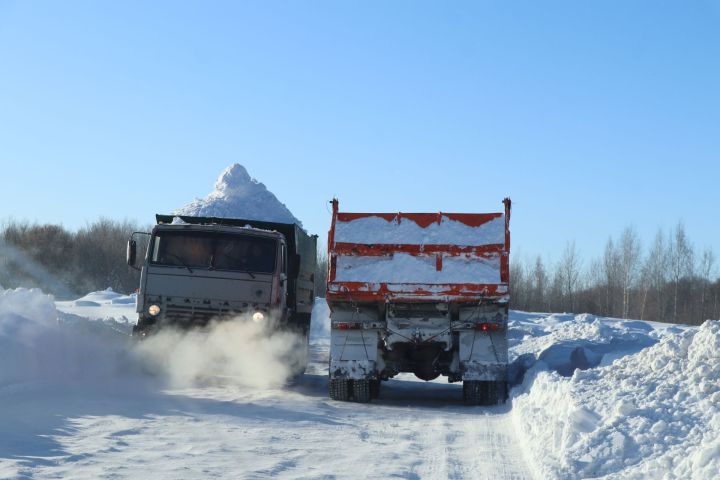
[0,219,148,298]
[511,223,720,325]
[0,219,331,300]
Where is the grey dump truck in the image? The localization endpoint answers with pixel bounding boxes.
[127,214,317,344]
[326,199,511,405]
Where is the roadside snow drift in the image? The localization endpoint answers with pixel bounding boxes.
[511,316,720,479]
[0,288,129,387]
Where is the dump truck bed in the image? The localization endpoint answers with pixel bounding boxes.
[326,199,511,303]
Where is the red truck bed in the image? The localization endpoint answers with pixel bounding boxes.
[326,199,511,303]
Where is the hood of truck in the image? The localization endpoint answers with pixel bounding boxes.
[143,265,273,305]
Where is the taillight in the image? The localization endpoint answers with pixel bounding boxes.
[332,322,363,330]
[475,323,503,332]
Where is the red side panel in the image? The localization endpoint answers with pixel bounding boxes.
[326,199,511,304]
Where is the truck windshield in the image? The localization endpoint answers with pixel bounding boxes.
[150,232,277,273]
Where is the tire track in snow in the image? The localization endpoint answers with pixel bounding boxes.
[0,338,536,479]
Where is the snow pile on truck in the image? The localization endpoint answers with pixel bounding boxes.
[326,199,511,404]
[175,163,301,225]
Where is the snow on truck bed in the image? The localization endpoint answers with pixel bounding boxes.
[330,212,508,293]
[333,214,505,246]
[334,252,501,284]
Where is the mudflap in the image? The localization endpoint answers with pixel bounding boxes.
[329,328,381,402]
[329,329,380,380]
[456,329,508,405]
[457,330,508,381]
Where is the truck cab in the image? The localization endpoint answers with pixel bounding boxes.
[128,215,316,338]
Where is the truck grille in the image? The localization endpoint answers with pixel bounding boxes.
[163,304,240,325]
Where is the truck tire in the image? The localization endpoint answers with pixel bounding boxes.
[352,379,372,403]
[496,380,509,404]
[463,380,483,405]
[464,380,508,405]
[329,378,350,401]
[370,379,381,399]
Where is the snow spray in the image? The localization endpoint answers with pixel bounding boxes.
[130,314,307,389]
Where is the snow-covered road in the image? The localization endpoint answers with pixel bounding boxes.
[1,337,534,479]
[4,288,718,479]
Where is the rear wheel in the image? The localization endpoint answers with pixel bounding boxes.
[463,380,507,405]
[463,380,483,405]
[352,379,372,403]
[370,379,381,399]
[329,378,350,401]
[496,381,508,404]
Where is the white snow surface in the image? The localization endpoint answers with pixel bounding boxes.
[334,253,501,284]
[174,164,302,225]
[1,286,718,479]
[334,215,505,246]
[508,312,718,480]
[55,287,137,324]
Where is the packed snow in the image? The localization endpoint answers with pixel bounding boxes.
[334,214,505,246]
[174,164,302,225]
[55,288,136,324]
[1,285,718,479]
[334,252,501,284]
[510,314,719,479]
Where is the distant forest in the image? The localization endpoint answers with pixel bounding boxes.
[511,223,719,326]
[0,219,717,325]
[0,219,329,300]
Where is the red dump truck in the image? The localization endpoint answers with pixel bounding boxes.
[326,199,511,405]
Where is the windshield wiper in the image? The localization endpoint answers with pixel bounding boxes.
[164,253,194,274]
[239,268,256,279]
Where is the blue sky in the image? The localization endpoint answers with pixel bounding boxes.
[1,1,718,263]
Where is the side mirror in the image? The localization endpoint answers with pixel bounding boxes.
[127,240,137,267]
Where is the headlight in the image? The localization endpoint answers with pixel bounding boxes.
[148,304,161,316]
[252,311,265,322]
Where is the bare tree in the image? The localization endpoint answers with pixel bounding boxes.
[602,238,622,317]
[559,241,581,312]
[619,227,641,319]
[644,229,669,321]
[509,258,526,310]
[531,256,549,312]
[698,248,716,321]
[669,222,694,322]
[315,249,329,297]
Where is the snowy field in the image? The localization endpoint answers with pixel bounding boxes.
[1,286,718,479]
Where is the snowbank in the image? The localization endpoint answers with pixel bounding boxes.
[0,287,130,387]
[175,164,301,225]
[55,287,137,324]
[511,318,720,479]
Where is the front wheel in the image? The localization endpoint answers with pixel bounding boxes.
[329,378,350,401]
